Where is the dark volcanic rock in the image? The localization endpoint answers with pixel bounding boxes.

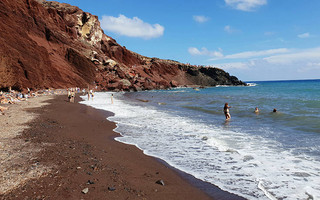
[107,186,116,191]
[0,0,246,91]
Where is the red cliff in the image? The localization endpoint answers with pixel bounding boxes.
[0,0,246,91]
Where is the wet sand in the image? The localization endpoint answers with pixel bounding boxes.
[1,94,245,200]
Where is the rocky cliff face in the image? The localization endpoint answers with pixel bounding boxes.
[0,0,246,91]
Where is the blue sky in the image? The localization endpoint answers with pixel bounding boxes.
[55,0,320,81]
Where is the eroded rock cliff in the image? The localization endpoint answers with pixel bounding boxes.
[0,0,246,91]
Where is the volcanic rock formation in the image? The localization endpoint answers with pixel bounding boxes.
[0,0,246,91]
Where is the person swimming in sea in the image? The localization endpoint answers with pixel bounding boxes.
[224,103,231,120]
[254,107,259,114]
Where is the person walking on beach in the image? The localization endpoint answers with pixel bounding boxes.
[67,89,71,102]
[224,103,231,120]
[70,89,75,103]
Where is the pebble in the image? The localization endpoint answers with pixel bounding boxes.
[108,186,116,191]
[87,180,95,185]
[202,136,208,140]
[82,188,89,194]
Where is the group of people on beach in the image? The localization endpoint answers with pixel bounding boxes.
[224,103,278,120]
[66,87,96,102]
[67,88,76,103]
[0,88,31,115]
[0,87,65,115]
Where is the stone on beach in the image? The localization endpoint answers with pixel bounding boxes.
[108,186,116,191]
[81,187,89,194]
[155,180,165,186]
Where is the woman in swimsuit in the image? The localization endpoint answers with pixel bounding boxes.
[224,103,231,120]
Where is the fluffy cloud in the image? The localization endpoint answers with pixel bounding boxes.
[188,47,223,58]
[100,14,164,39]
[298,32,310,38]
[225,0,267,11]
[193,15,209,23]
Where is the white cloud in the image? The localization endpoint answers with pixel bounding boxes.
[208,48,289,61]
[224,25,233,33]
[100,14,164,39]
[224,48,289,59]
[307,62,320,67]
[188,47,202,55]
[209,47,320,64]
[225,0,267,11]
[190,47,290,61]
[193,15,209,23]
[298,62,320,73]
[210,62,251,70]
[209,47,320,81]
[188,47,223,58]
[212,47,320,65]
[263,47,320,64]
[298,32,310,38]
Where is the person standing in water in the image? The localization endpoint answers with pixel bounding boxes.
[111,94,114,104]
[91,90,94,100]
[224,103,231,120]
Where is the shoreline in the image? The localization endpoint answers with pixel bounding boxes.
[1,94,245,199]
[77,94,246,200]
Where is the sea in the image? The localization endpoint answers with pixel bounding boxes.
[80,79,320,200]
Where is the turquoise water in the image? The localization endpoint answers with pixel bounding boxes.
[81,79,320,200]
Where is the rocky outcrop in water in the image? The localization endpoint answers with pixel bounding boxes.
[0,0,246,91]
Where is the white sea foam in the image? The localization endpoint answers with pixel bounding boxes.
[81,92,320,200]
[246,83,257,87]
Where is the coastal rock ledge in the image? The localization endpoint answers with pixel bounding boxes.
[0,0,246,91]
